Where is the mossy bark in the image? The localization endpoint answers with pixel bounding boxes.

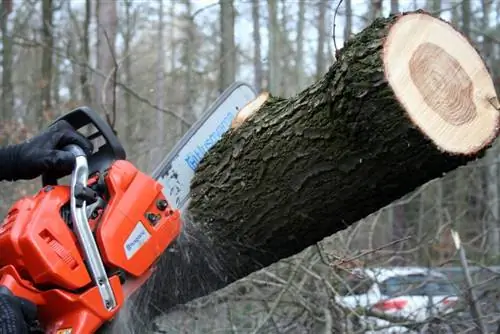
[111,11,495,332]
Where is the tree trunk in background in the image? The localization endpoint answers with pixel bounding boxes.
[315,0,327,80]
[219,0,236,93]
[151,0,165,167]
[296,0,305,89]
[67,36,78,101]
[343,0,351,42]
[267,0,279,94]
[80,0,91,104]
[52,53,60,108]
[279,0,291,96]
[390,0,399,14]
[116,12,500,332]
[123,0,133,154]
[426,0,441,14]
[41,0,53,116]
[462,0,471,38]
[486,152,499,259]
[251,0,262,92]
[433,180,447,263]
[369,0,382,22]
[0,0,13,122]
[481,0,500,258]
[169,2,183,143]
[181,0,193,135]
[95,1,117,116]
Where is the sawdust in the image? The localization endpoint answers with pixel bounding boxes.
[106,212,230,334]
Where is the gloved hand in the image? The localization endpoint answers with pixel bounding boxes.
[0,288,37,334]
[0,120,93,181]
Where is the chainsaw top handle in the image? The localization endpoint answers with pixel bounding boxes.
[42,106,126,187]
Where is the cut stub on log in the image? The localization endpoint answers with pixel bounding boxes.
[231,92,270,130]
[187,9,500,281]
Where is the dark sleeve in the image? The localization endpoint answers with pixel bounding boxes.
[0,294,29,334]
[0,145,19,182]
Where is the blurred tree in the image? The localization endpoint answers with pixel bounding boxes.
[267,0,279,94]
[95,0,117,124]
[219,0,235,93]
[41,0,53,117]
[315,0,327,80]
[251,0,262,92]
[296,0,305,90]
[0,0,13,122]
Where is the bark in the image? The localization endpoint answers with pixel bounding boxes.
[113,11,500,332]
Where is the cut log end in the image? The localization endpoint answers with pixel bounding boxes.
[230,92,270,130]
[384,12,500,155]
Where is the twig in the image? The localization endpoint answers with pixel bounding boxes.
[333,236,411,267]
[322,308,332,334]
[447,209,488,334]
[190,2,218,20]
[10,34,193,127]
[332,0,343,53]
[250,255,306,334]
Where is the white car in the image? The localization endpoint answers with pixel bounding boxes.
[335,267,460,333]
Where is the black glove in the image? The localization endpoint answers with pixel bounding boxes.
[0,288,37,334]
[0,120,93,181]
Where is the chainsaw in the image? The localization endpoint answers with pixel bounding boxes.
[0,82,257,334]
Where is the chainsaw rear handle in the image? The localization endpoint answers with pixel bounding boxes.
[42,106,126,187]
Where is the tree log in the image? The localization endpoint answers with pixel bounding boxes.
[111,10,500,333]
[189,9,499,273]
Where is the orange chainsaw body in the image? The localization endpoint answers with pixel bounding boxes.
[0,160,182,334]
